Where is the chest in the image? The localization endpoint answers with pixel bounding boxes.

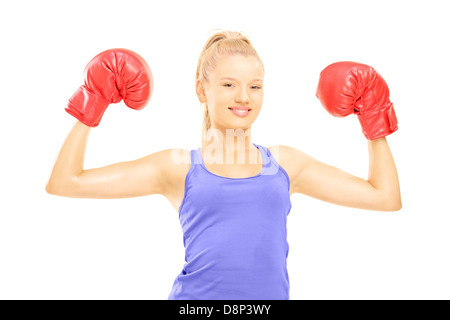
[201,147,264,179]
[203,163,263,179]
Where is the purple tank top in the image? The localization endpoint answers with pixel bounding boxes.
[168,143,292,300]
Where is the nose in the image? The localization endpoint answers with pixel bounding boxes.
[234,87,250,103]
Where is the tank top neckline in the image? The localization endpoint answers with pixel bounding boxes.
[196,143,268,180]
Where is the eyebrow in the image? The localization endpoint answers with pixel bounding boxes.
[220,77,263,82]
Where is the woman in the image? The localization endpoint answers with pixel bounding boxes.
[46,30,401,300]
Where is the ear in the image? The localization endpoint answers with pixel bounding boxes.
[196,79,207,103]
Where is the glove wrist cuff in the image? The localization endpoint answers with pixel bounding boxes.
[66,86,110,127]
[357,103,399,140]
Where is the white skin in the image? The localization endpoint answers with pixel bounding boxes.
[196,54,265,165]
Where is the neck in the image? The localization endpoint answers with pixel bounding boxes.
[201,126,259,165]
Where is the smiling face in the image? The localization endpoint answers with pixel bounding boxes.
[197,54,264,133]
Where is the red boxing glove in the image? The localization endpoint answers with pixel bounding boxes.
[315,61,398,140]
[66,48,153,127]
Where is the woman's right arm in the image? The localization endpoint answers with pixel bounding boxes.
[46,121,174,199]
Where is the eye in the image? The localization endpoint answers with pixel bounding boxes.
[223,84,262,90]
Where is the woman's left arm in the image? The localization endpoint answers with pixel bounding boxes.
[284,137,401,212]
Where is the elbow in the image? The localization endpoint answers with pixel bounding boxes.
[45,183,53,195]
[376,189,402,212]
[45,177,78,197]
[45,181,62,196]
[384,201,402,212]
[381,196,402,212]
[45,178,57,195]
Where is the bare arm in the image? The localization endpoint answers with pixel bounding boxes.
[367,137,402,209]
[283,137,402,211]
[46,121,90,195]
[46,121,172,198]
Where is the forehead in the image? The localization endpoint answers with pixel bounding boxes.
[212,55,264,80]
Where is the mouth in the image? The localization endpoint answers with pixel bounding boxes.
[228,107,252,117]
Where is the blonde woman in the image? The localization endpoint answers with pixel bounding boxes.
[46,30,401,300]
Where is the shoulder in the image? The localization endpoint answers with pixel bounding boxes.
[268,145,316,185]
[161,147,191,171]
[143,148,191,170]
[150,148,191,193]
[268,144,310,167]
[163,148,191,165]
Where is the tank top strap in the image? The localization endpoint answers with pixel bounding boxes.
[253,143,270,168]
[191,147,202,165]
[254,144,280,177]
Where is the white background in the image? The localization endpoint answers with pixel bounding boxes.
[1,0,449,300]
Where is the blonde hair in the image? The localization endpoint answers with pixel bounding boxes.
[195,30,264,138]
